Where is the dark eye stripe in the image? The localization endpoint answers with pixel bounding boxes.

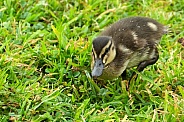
[101,41,112,59]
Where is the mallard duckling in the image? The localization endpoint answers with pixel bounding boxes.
[91,16,167,83]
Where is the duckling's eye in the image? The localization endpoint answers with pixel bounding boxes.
[101,48,110,60]
[105,48,109,54]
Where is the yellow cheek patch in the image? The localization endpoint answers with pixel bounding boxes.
[105,48,116,65]
[103,54,108,64]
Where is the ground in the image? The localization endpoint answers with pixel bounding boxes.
[0,0,183,121]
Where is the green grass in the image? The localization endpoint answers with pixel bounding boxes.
[0,0,183,121]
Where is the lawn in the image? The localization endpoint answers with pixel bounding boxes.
[0,0,184,121]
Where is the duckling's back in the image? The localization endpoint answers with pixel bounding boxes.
[100,16,167,51]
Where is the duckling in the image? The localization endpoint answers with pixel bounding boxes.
[91,16,167,84]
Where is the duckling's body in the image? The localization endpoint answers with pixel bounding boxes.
[91,16,167,81]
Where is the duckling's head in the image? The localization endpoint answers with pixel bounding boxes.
[91,36,116,79]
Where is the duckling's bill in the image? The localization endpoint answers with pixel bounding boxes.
[92,58,104,78]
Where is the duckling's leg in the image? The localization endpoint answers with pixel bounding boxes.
[129,48,159,88]
[137,49,159,72]
[121,70,129,91]
[121,70,127,80]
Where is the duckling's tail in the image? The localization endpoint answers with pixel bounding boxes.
[163,26,169,34]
